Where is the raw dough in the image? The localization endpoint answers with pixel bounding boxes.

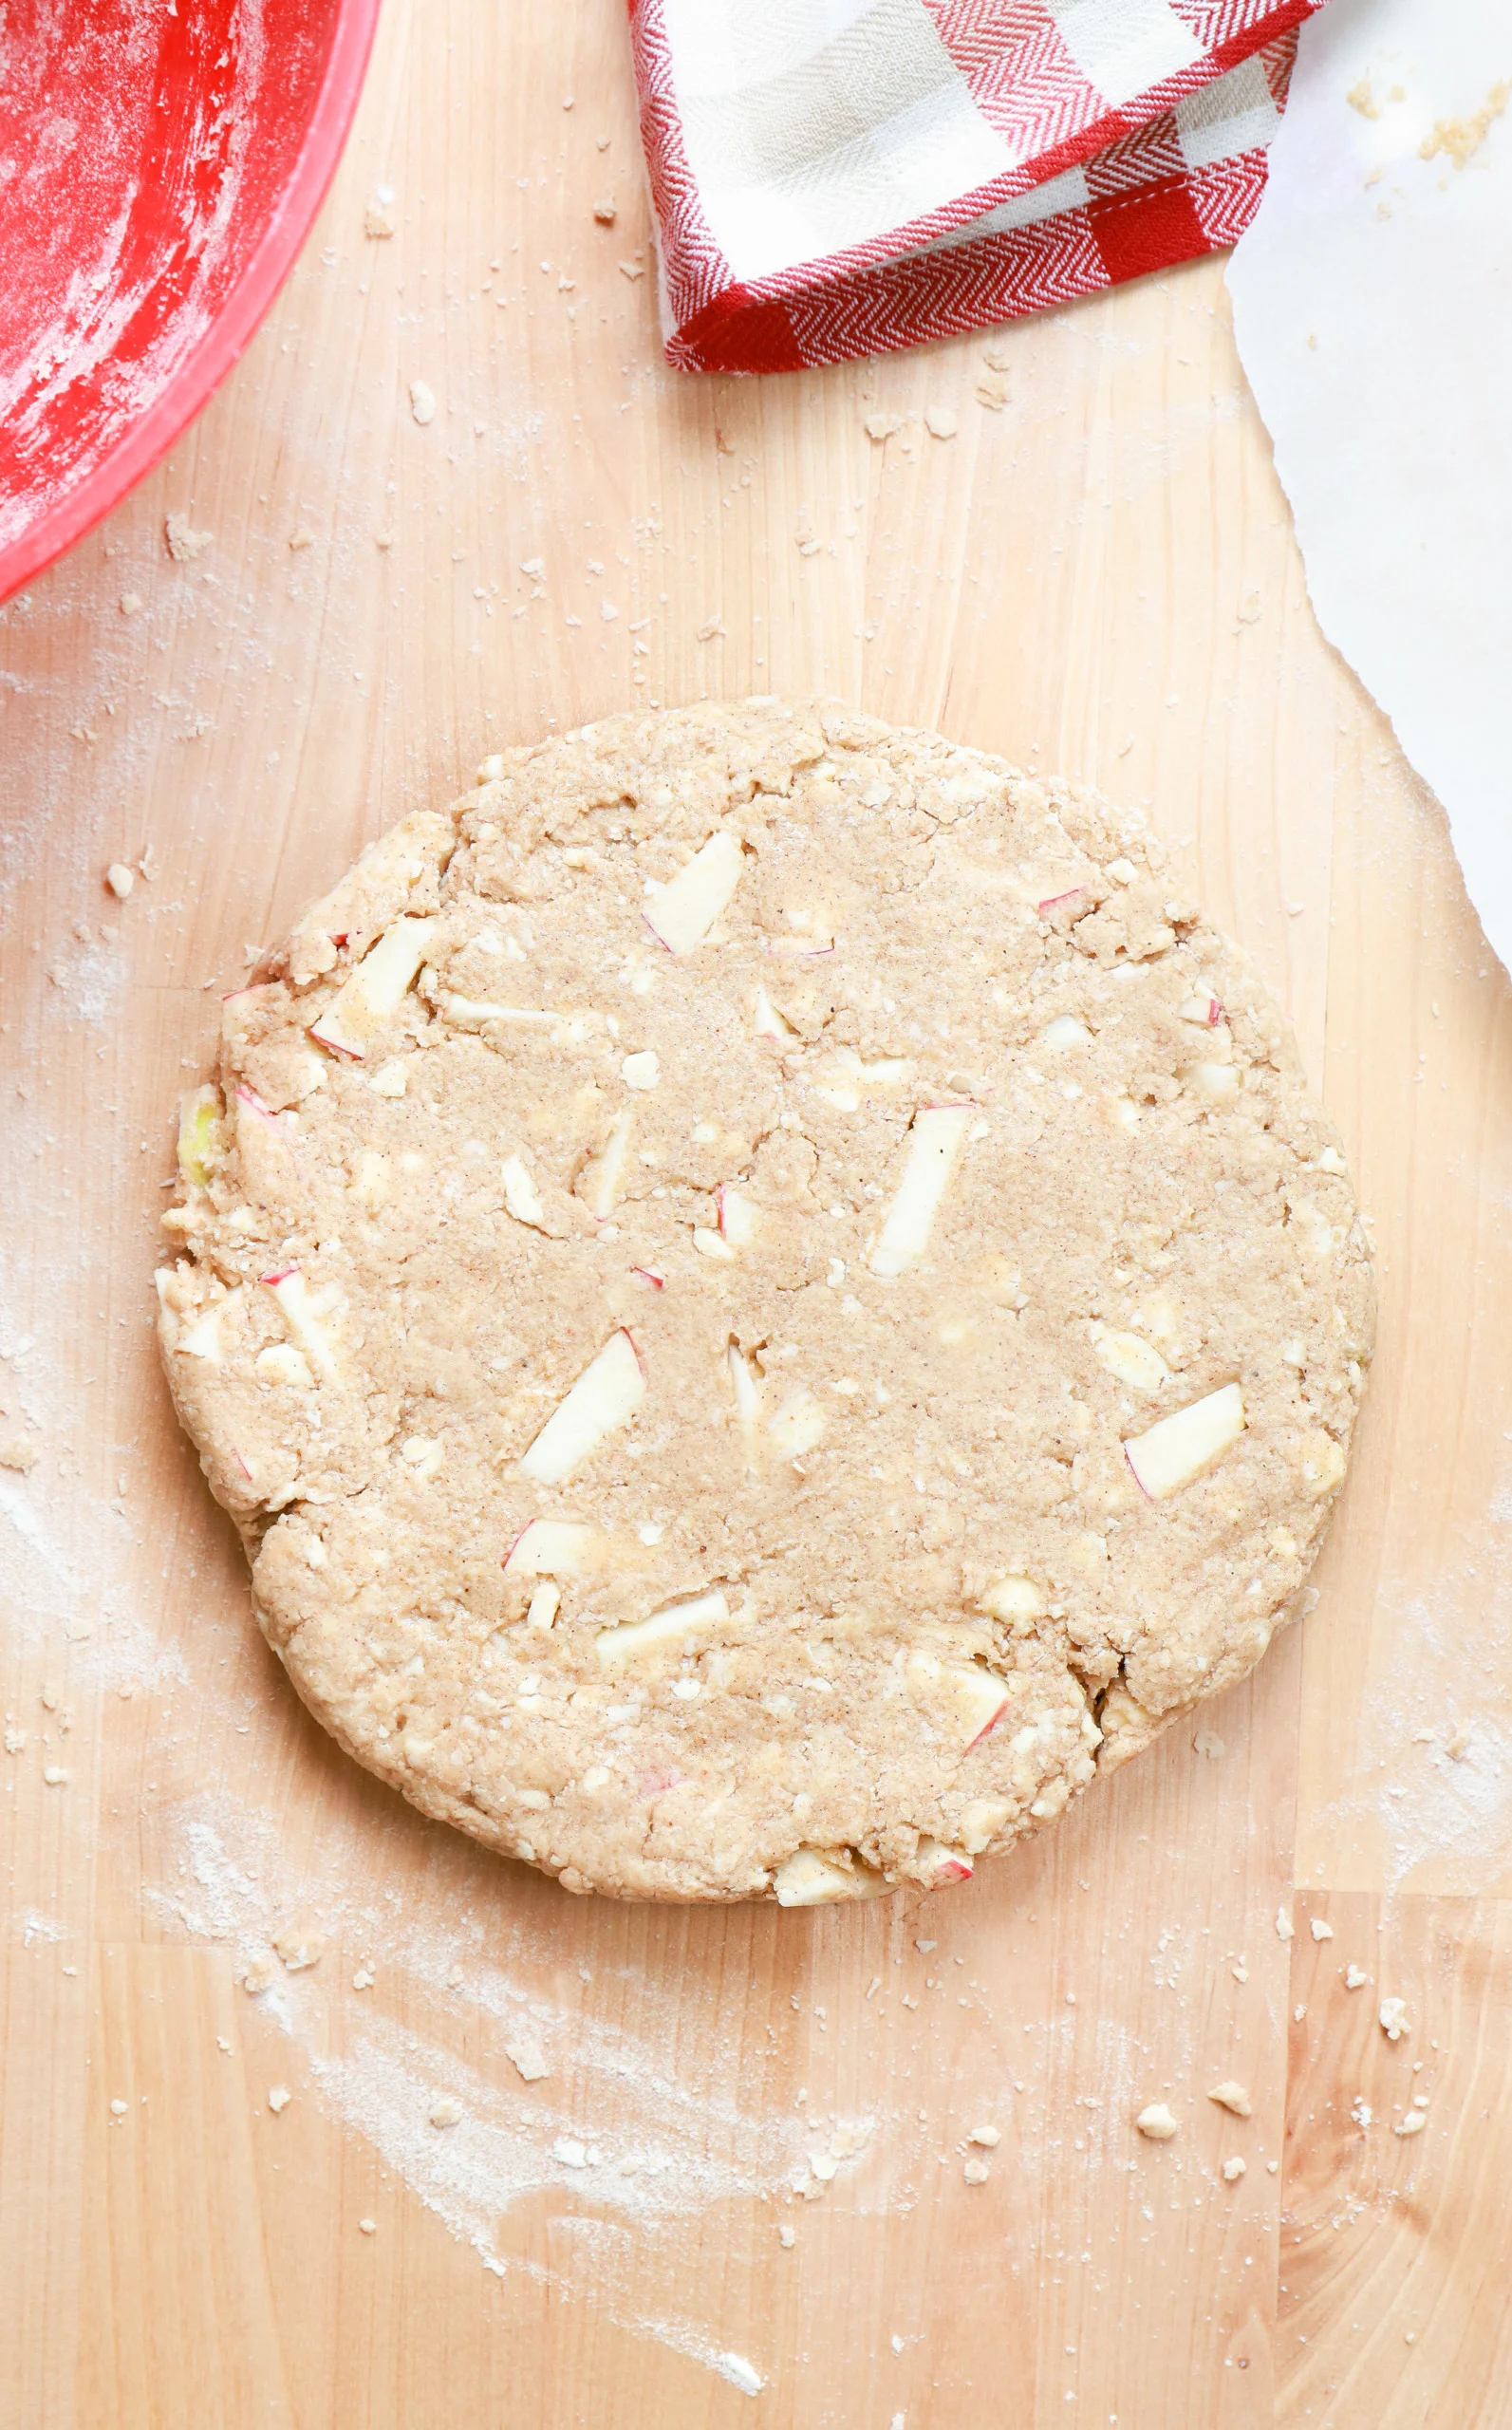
[156,700,1373,1902]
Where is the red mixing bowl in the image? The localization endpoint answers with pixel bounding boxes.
[0,0,382,603]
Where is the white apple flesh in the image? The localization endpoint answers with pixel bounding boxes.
[517,1330,644,1484]
[308,917,437,1060]
[868,1104,973,1277]
[766,1388,826,1460]
[772,1849,890,1906]
[594,1586,729,1669]
[1125,1382,1245,1500]
[501,1154,547,1228]
[574,1112,633,1220]
[441,996,591,1047]
[718,1187,759,1248]
[503,1519,608,1579]
[915,1836,974,1884]
[260,1268,341,1378]
[908,1651,1011,1748]
[1095,1330,1171,1394]
[979,1576,1044,1626]
[643,830,745,954]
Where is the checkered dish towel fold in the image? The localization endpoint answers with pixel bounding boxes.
[630,0,1328,372]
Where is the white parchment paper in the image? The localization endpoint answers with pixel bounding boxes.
[1228,0,1512,969]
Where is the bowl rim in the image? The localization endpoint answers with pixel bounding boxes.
[0,0,384,607]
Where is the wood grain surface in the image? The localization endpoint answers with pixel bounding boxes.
[4,4,1511,2424]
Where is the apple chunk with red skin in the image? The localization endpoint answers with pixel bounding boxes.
[1125,1382,1245,1500]
[517,1330,644,1485]
[308,917,437,1060]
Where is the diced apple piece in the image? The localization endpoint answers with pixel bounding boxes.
[1095,1330,1171,1394]
[501,1154,547,1228]
[595,1587,729,1669]
[752,986,792,1039]
[308,917,437,1060]
[526,1582,560,1632]
[261,1268,341,1379]
[256,1343,312,1388]
[1125,1383,1245,1501]
[915,1837,975,1884]
[767,1388,826,1461]
[1178,1060,1241,1100]
[517,1331,644,1484]
[1178,991,1223,1026]
[908,1652,1011,1748]
[573,1112,632,1220]
[442,996,590,1047]
[643,831,745,954]
[400,1435,444,1478]
[772,1849,888,1907]
[177,1085,221,1187]
[957,1796,1014,1855]
[692,1226,736,1262]
[868,1105,972,1278]
[1040,1015,1090,1052]
[718,1187,759,1248]
[978,1575,1045,1627]
[503,1519,608,1579]
[175,1285,246,1361]
[621,1050,660,1092]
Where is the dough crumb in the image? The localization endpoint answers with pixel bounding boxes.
[289,527,315,552]
[105,863,136,901]
[963,2157,990,2184]
[351,1965,375,1991]
[364,200,397,237]
[1380,1997,1410,2042]
[273,1925,325,1972]
[1193,1729,1225,1758]
[428,2097,463,2128]
[553,2136,588,2168]
[409,380,438,426]
[1344,1964,1369,1990]
[119,591,143,617]
[268,2084,292,2114]
[1394,2109,1428,2137]
[1207,2082,1251,2118]
[506,2036,550,2083]
[359,2216,377,2234]
[1351,2096,1372,2127]
[968,2122,1000,2147]
[164,512,213,562]
[1222,2156,1246,2182]
[1310,1917,1335,1941]
[1276,1909,1295,1940]
[0,1435,36,1472]
[778,2223,795,2247]
[865,412,904,441]
[242,1954,276,1995]
[976,378,1008,411]
[592,196,617,224]
[43,1766,68,1785]
[924,406,958,439]
[1135,2103,1178,2140]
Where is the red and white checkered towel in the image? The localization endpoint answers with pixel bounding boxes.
[629,0,1328,373]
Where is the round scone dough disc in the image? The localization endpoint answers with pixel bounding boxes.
[157,700,1374,1904]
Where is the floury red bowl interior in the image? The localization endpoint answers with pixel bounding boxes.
[0,0,381,603]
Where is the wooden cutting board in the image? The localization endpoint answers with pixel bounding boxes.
[5,4,1512,2423]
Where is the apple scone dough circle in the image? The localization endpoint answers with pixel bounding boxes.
[157,700,1373,1903]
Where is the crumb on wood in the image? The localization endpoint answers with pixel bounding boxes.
[268,2085,292,2114]
[364,200,397,238]
[865,412,904,441]
[1135,2103,1178,2140]
[409,380,437,426]
[963,2157,990,2184]
[924,406,958,439]
[1380,1997,1410,2042]
[1310,1917,1334,1941]
[105,862,135,901]
[0,1435,35,1471]
[164,513,212,562]
[505,2035,550,2084]
[592,196,617,224]
[119,591,143,617]
[1207,2081,1251,2118]
[1222,2156,1246,2182]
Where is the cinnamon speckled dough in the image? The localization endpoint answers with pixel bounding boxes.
[156,700,1373,1903]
